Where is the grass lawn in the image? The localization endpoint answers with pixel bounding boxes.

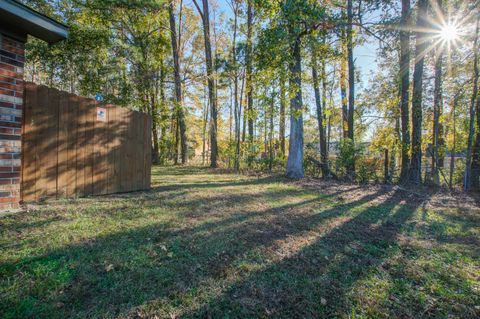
[1,166,479,318]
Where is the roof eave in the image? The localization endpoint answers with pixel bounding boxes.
[0,0,68,44]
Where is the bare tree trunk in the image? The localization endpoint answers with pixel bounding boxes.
[340,28,348,139]
[399,0,411,183]
[159,64,168,165]
[311,45,327,177]
[246,0,254,145]
[432,46,444,185]
[465,15,479,190]
[193,0,218,167]
[431,0,444,185]
[409,0,428,184]
[472,88,480,189]
[346,0,355,175]
[279,69,286,157]
[168,0,188,164]
[150,90,160,165]
[269,87,274,171]
[202,81,208,166]
[450,94,458,189]
[285,36,304,178]
[230,0,241,172]
[321,53,329,165]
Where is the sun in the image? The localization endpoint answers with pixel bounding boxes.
[439,22,459,42]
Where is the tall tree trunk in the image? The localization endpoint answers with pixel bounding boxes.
[269,87,274,171]
[202,80,208,166]
[230,0,240,172]
[346,0,355,175]
[285,37,304,178]
[399,0,411,183]
[472,87,480,189]
[159,64,168,165]
[279,69,286,157]
[311,45,327,177]
[168,0,188,164]
[193,0,218,167]
[409,0,428,184]
[450,94,458,189]
[150,90,160,165]
[321,53,329,165]
[340,31,348,139]
[246,0,254,145]
[432,25,444,185]
[466,15,480,190]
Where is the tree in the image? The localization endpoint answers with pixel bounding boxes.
[399,0,411,183]
[310,39,328,176]
[430,0,445,185]
[346,0,355,175]
[409,0,429,184]
[465,13,479,190]
[192,0,218,167]
[246,0,254,146]
[279,67,287,156]
[227,0,241,171]
[168,0,188,164]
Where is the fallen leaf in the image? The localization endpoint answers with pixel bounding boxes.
[105,264,114,272]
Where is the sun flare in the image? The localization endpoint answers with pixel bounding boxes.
[439,22,460,42]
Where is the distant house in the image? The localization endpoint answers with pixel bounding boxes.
[0,0,68,210]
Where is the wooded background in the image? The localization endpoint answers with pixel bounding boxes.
[21,83,151,201]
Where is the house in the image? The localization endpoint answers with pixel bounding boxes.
[0,0,68,210]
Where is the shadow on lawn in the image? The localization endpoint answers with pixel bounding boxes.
[1,174,477,318]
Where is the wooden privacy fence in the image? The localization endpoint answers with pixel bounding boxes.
[21,83,152,201]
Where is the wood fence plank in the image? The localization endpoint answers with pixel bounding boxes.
[21,83,36,201]
[145,115,152,189]
[57,91,69,197]
[84,100,95,196]
[21,84,152,201]
[66,95,78,197]
[75,95,87,197]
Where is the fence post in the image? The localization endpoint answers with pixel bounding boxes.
[384,149,389,183]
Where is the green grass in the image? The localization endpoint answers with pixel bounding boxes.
[1,166,479,318]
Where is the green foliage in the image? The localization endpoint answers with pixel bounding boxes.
[336,138,360,176]
[355,156,382,184]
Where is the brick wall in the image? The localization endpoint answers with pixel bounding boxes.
[0,34,24,211]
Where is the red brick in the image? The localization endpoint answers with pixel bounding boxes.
[0,82,19,90]
[0,128,14,134]
[0,196,16,203]
[0,88,14,96]
[0,76,15,83]
[0,101,15,108]
[0,68,18,78]
[0,63,15,72]
[0,172,19,178]
[0,122,21,128]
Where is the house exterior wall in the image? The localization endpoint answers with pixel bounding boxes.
[0,34,24,211]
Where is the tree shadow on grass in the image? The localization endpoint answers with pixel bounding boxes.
[182,191,479,319]
[0,184,388,318]
[3,173,477,319]
[177,190,421,318]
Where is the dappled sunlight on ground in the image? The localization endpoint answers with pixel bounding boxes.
[0,166,479,318]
